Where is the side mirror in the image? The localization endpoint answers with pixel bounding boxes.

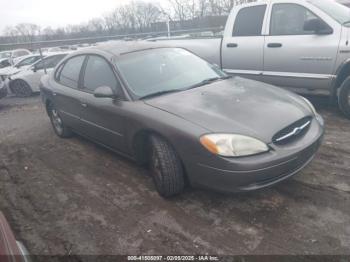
[303,18,333,35]
[93,86,117,98]
[32,66,37,72]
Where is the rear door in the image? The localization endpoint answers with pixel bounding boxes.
[78,55,127,152]
[262,1,341,92]
[221,4,268,81]
[51,55,86,130]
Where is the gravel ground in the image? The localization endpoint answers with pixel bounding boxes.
[0,95,349,256]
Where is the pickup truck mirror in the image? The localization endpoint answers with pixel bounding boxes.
[93,86,118,99]
[303,19,333,35]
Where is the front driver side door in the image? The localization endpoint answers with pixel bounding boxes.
[263,1,341,93]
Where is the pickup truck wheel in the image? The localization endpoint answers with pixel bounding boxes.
[149,135,185,198]
[11,80,32,97]
[48,103,73,138]
[338,76,350,119]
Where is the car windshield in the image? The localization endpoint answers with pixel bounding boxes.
[115,48,227,99]
[0,52,11,59]
[309,0,350,25]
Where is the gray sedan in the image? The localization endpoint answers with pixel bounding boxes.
[40,42,324,197]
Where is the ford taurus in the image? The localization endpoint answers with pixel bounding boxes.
[40,42,324,197]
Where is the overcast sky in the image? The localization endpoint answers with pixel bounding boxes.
[0,0,154,33]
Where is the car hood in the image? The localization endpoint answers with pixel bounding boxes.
[0,66,26,76]
[144,77,312,143]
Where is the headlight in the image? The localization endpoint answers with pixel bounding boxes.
[301,97,317,116]
[200,134,269,157]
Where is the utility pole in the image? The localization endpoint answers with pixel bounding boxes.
[167,18,171,38]
[38,45,47,74]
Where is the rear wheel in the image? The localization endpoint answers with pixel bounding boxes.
[338,76,350,119]
[11,80,33,97]
[149,135,185,198]
[47,103,73,138]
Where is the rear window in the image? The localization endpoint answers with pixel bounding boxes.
[233,5,267,36]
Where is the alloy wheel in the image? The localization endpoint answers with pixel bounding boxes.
[51,108,63,135]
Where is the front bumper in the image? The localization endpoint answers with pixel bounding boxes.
[186,116,324,193]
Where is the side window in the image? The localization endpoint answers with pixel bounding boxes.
[12,51,20,58]
[58,56,85,89]
[0,60,11,68]
[46,55,67,68]
[233,5,267,37]
[18,51,28,56]
[17,56,40,67]
[34,55,65,71]
[83,55,119,92]
[270,4,319,35]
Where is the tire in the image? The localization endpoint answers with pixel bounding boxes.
[0,86,7,99]
[47,102,73,138]
[338,76,350,119]
[11,80,33,97]
[149,135,185,198]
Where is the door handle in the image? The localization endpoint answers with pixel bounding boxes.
[52,92,57,96]
[267,43,282,48]
[227,43,238,48]
[81,103,88,108]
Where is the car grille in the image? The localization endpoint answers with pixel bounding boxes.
[272,116,312,145]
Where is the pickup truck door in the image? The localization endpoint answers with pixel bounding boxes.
[221,4,268,81]
[262,1,341,93]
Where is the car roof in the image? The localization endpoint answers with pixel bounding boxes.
[81,41,173,57]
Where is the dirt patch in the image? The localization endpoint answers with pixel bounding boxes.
[0,95,349,256]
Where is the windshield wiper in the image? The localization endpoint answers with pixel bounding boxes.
[186,76,231,90]
[140,89,183,100]
[140,76,232,100]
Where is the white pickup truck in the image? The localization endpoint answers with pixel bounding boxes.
[154,0,350,118]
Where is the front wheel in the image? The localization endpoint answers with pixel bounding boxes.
[149,135,185,198]
[338,76,350,119]
[48,103,73,138]
[11,80,33,97]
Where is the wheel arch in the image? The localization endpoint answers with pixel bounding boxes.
[9,78,32,93]
[132,129,186,168]
[45,98,53,116]
[332,59,350,99]
[132,128,190,188]
[132,129,165,165]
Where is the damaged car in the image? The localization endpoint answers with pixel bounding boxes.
[8,53,69,97]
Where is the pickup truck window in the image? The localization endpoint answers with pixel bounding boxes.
[309,0,350,25]
[270,4,319,35]
[232,5,266,37]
